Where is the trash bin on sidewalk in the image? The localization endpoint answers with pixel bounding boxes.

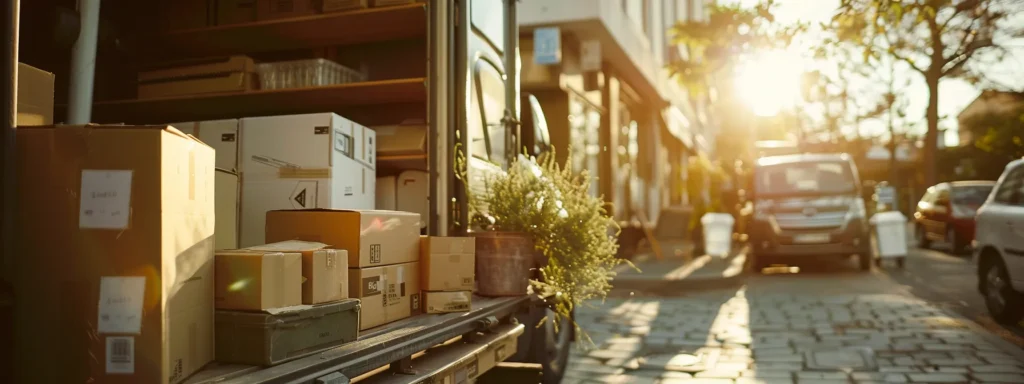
[701,213,735,258]
[870,211,908,268]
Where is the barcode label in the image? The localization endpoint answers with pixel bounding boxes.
[106,337,135,374]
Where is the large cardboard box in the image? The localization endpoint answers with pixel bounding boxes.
[215,249,302,310]
[16,63,55,126]
[172,119,240,172]
[215,169,240,250]
[349,262,420,330]
[247,241,349,304]
[420,236,474,291]
[14,125,215,384]
[239,113,376,246]
[265,209,420,268]
[423,291,471,314]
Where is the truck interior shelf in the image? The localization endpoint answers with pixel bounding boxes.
[186,296,528,384]
[88,78,427,125]
[157,4,427,58]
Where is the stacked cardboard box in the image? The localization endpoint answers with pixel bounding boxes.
[266,209,421,330]
[13,125,216,384]
[420,236,475,314]
[240,113,376,246]
[213,240,358,365]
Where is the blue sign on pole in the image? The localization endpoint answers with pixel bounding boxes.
[533,27,562,65]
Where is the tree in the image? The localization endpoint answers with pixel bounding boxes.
[831,0,1024,187]
[965,103,1024,161]
[668,0,805,165]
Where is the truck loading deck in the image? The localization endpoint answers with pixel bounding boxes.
[188,296,529,384]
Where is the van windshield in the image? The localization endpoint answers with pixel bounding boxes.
[755,161,856,197]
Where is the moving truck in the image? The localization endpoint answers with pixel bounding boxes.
[3,1,572,383]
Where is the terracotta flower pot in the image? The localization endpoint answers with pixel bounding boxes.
[470,231,537,297]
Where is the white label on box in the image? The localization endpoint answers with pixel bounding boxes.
[105,336,135,374]
[97,276,146,334]
[79,170,133,229]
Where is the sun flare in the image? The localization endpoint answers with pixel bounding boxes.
[734,50,805,117]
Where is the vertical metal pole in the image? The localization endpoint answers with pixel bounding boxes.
[67,0,101,124]
[1,0,19,382]
[453,0,468,235]
[2,0,19,280]
[504,0,519,158]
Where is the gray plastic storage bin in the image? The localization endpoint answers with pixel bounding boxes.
[215,299,360,366]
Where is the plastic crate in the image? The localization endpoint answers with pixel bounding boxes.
[257,58,367,90]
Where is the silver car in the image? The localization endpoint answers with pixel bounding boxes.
[974,158,1024,324]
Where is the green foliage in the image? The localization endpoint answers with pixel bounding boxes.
[456,148,628,347]
[668,0,804,89]
[964,104,1024,161]
[829,0,1024,184]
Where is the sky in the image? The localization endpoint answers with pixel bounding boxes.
[733,0,1024,146]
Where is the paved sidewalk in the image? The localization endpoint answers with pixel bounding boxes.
[612,244,749,294]
[565,290,1024,384]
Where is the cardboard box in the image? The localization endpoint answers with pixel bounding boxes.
[323,0,368,12]
[217,0,258,25]
[14,125,215,384]
[423,291,471,314]
[160,0,214,31]
[266,209,420,267]
[247,241,349,304]
[259,0,320,20]
[420,236,474,291]
[172,119,240,172]
[215,169,240,250]
[139,56,257,99]
[240,113,375,246]
[215,249,303,310]
[15,63,54,126]
[373,122,426,156]
[349,262,420,330]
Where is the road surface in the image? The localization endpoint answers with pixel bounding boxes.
[563,256,1024,383]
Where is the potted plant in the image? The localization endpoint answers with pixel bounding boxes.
[457,147,629,343]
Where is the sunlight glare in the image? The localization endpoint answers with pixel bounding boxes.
[734,50,805,117]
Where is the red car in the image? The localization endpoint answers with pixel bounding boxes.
[914,181,996,254]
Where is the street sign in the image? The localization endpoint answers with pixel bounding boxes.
[533,27,561,65]
[580,40,601,72]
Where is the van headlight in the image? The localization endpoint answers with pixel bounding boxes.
[846,198,866,220]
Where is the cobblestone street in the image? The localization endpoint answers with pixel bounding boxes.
[565,259,1024,384]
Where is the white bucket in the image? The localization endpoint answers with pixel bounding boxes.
[702,213,735,257]
[870,211,909,258]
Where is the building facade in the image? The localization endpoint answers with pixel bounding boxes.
[518,0,713,226]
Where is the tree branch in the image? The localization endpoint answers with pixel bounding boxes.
[882,32,926,75]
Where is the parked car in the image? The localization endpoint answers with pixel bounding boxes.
[974,159,1024,324]
[913,181,996,254]
[748,153,872,271]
